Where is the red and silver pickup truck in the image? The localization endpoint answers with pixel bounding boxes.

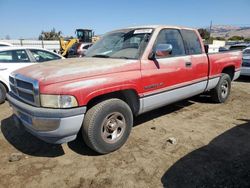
[7,25,242,154]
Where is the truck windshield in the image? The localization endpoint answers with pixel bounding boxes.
[85,28,153,59]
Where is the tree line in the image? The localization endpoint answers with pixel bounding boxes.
[38,28,73,40]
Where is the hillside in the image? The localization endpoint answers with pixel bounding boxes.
[210,25,250,39]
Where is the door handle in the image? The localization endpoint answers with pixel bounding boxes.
[185,62,192,67]
[0,67,7,71]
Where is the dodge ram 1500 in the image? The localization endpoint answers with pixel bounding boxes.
[7,25,242,154]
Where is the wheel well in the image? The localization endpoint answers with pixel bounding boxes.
[87,90,140,115]
[0,81,9,92]
[222,66,235,80]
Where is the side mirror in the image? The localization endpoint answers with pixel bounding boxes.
[149,44,173,59]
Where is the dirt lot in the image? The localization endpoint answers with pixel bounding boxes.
[0,78,250,188]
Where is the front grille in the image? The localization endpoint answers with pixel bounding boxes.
[9,74,40,106]
[18,90,35,103]
[16,79,33,90]
[242,59,250,67]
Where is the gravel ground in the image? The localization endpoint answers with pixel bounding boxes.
[0,77,250,188]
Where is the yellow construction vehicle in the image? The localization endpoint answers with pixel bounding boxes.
[59,29,98,57]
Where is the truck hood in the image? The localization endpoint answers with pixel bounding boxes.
[14,57,140,86]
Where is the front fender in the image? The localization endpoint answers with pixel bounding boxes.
[82,84,139,105]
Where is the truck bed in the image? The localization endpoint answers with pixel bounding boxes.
[207,50,242,80]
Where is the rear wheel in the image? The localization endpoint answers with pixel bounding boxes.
[0,83,7,104]
[211,73,231,103]
[82,99,133,154]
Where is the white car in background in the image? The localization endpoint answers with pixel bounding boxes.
[241,47,250,76]
[0,47,64,103]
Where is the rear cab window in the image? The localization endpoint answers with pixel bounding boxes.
[181,30,203,55]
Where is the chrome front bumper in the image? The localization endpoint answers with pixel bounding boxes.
[7,93,86,144]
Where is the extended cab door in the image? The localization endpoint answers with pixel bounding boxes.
[140,28,208,113]
[180,29,208,82]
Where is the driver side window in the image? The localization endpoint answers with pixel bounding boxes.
[155,29,185,58]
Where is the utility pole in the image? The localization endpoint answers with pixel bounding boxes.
[209,20,213,42]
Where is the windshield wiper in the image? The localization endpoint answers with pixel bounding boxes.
[91,54,110,58]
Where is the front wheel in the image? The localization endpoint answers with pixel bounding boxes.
[82,99,133,154]
[211,73,231,103]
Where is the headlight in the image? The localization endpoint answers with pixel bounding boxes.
[40,94,78,108]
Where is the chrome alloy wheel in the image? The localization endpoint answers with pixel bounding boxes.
[221,80,229,99]
[101,112,126,143]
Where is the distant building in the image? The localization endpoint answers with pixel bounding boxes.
[208,40,226,53]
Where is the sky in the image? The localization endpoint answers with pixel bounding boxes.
[1,0,250,39]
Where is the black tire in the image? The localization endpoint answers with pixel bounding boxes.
[0,83,7,104]
[211,73,231,103]
[82,99,133,154]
